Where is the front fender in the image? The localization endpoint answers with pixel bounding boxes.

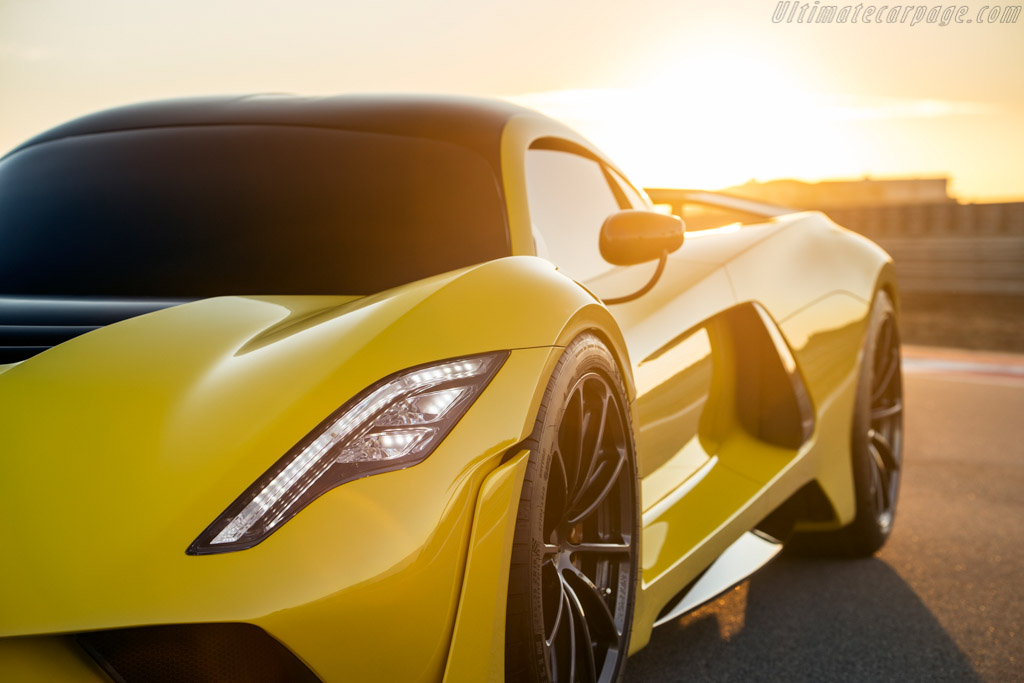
[442,450,531,683]
[0,255,634,682]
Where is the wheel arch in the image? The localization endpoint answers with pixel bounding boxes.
[764,254,903,537]
[875,259,901,321]
[417,257,638,681]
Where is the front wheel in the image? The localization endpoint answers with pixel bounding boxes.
[505,334,639,683]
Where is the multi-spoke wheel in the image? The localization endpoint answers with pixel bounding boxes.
[506,334,638,683]
[865,307,903,534]
[789,289,904,557]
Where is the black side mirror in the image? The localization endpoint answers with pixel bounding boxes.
[599,210,685,266]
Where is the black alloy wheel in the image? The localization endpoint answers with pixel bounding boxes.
[865,308,903,532]
[506,334,639,683]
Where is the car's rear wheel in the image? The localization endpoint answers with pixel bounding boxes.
[505,334,639,683]
[790,289,904,556]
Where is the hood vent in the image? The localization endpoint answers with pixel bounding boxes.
[0,296,189,364]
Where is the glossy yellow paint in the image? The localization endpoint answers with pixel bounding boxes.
[0,635,109,682]
[724,218,888,524]
[0,103,897,681]
[0,255,621,679]
[778,292,871,527]
[634,326,714,511]
[607,212,891,653]
[442,450,530,683]
[497,115,872,657]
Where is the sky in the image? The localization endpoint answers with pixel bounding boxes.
[1,0,1022,201]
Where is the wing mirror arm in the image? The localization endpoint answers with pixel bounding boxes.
[597,210,684,306]
[601,250,668,305]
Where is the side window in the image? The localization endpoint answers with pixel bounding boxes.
[525,148,622,282]
[606,167,649,210]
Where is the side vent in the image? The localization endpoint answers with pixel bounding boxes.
[715,302,815,449]
[77,623,319,683]
[0,296,187,363]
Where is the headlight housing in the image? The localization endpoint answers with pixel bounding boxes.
[187,352,508,555]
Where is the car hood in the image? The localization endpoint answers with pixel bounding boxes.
[0,256,605,636]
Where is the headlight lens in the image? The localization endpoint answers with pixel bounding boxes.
[187,351,508,555]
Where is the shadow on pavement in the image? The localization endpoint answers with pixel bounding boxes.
[625,555,979,682]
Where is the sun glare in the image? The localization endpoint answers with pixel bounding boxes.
[633,50,841,185]
[512,49,861,191]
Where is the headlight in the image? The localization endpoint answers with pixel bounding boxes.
[187,351,508,555]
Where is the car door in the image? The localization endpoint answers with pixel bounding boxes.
[525,145,762,584]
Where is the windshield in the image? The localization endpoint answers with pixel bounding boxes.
[0,125,509,296]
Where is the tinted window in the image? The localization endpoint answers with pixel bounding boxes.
[0,125,509,296]
[606,167,649,210]
[526,149,621,282]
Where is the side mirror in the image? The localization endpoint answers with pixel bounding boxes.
[599,210,685,266]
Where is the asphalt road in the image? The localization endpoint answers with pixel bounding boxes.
[625,348,1024,682]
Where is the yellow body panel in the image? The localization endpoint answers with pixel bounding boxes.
[0,255,619,680]
[443,450,530,683]
[0,636,109,682]
[607,215,889,653]
[0,98,895,680]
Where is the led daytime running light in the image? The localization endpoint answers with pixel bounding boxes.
[188,352,507,555]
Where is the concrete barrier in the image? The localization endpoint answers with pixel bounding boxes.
[825,203,1024,352]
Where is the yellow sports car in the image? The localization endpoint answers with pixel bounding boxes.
[0,95,903,682]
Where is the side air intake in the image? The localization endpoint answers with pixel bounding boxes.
[76,623,319,683]
[0,296,186,363]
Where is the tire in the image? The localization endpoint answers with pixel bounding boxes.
[505,333,640,683]
[789,289,904,557]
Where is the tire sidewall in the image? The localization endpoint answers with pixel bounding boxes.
[515,334,640,682]
[848,290,901,550]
